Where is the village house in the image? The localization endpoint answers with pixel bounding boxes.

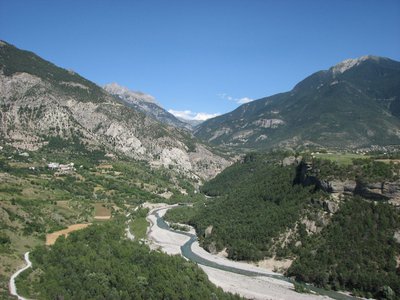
[47,162,75,174]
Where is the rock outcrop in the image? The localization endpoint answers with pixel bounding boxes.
[0,41,230,180]
[293,160,400,204]
[104,83,191,130]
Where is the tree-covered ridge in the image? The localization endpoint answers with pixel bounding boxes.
[287,197,400,299]
[18,220,241,300]
[168,153,320,261]
[311,156,400,182]
[165,152,400,298]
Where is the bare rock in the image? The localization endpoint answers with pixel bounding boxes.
[383,181,400,205]
[394,230,400,244]
[354,181,390,201]
[205,225,213,238]
[0,71,231,180]
[329,180,356,194]
[282,156,297,166]
[324,200,339,214]
[207,241,218,254]
[301,219,319,234]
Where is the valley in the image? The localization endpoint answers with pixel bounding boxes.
[164,152,400,299]
[148,205,354,300]
[1,40,400,300]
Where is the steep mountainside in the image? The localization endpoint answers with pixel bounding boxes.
[0,41,230,180]
[103,83,191,130]
[165,152,400,299]
[195,56,400,150]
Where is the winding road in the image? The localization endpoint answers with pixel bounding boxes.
[9,205,357,300]
[9,251,31,300]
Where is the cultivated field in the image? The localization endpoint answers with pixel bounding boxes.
[45,224,91,246]
[94,203,112,220]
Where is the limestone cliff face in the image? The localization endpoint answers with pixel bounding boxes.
[103,83,191,130]
[0,41,230,180]
[293,159,400,204]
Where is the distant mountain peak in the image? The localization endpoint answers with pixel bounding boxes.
[104,82,192,130]
[195,55,400,150]
[331,55,381,74]
[104,82,157,104]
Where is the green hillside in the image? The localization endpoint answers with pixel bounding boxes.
[288,197,400,299]
[0,144,195,297]
[165,152,400,299]
[0,41,106,103]
[195,56,400,150]
[17,220,241,300]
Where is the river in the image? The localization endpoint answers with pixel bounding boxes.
[151,207,357,300]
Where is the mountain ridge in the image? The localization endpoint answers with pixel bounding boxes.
[103,83,192,130]
[0,40,230,180]
[195,55,400,150]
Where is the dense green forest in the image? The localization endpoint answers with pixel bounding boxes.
[288,197,400,299]
[17,219,241,300]
[165,152,400,299]
[311,156,400,182]
[167,152,320,261]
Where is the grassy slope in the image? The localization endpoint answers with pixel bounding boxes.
[0,144,196,297]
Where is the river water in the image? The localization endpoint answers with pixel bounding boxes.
[154,209,357,300]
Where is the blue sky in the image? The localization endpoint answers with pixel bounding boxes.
[1,0,400,120]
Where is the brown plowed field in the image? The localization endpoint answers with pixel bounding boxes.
[46,224,91,245]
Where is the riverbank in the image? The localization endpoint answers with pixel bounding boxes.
[146,205,192,255]
[146,205,333,300]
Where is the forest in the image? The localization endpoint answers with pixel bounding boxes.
[288,197,400,299]
[16,219,241,300]
[165,152,400,299]
[167,152,320,260]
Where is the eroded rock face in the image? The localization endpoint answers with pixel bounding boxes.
[293,160,400,203]
[205,225,213,238]
[207,241,218,254]
[282,156,302,167]
[318,178,399,202]
[329,180,356,195]
[394,231,400,244]
[384,181,400,205]
[0,72,230,180]
[354,181,391,201]
[324,200,339,214]
[160,147,192,171]
[189,144,229,179]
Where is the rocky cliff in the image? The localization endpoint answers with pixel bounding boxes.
[0,41,230,180]
[103,83,191,130]
[292,159,400,205]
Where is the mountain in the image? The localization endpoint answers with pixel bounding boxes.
[0,40,230,179]
[103,83,192,130]
[195,55,400,150]
[176,117,203,127]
